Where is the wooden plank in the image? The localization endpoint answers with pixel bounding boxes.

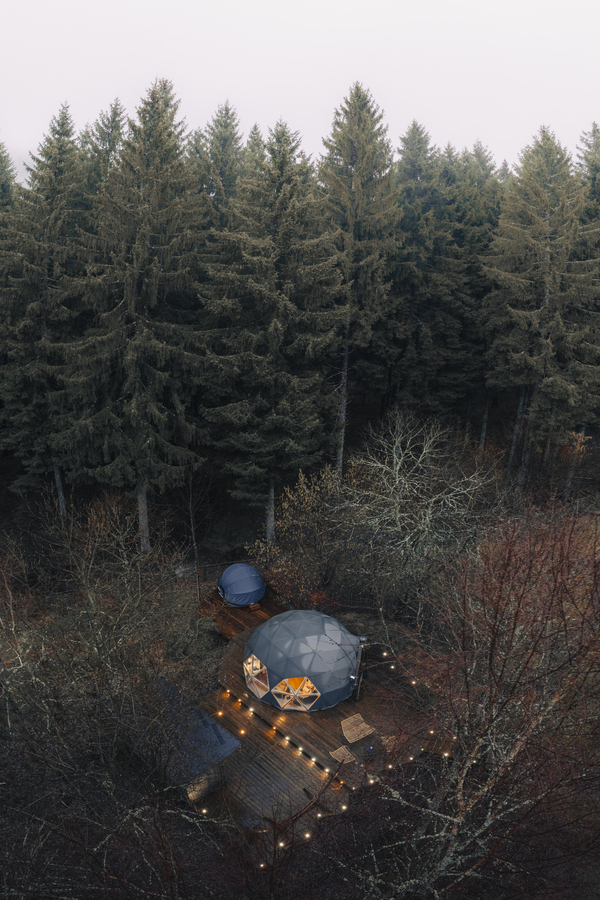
[216,700,346,825]
[211,588,290,641]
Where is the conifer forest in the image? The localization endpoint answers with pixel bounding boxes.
[2,81,600,898]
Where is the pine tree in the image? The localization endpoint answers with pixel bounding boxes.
[394,121,445,411]
[79,98,126,195]
[0,105,87,509]
[459,142,504,444]
[0,139,16,217]
[319,84,401,472]
[240,124,266,177]
[187,101,242,229]
[577,122,600,203]
[394,128,497,417]
[484,127,600,483]
[203,121,344,540]
[57,81,207,549]
[576,122,600,244]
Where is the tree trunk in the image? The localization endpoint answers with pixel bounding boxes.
[188,469,200,605]
[506,387,527,478]
[543,429,553,467]
[517,427,532,490]
[266,479,275,546]
[564,428,585,500]
[53,465,67,517]
[137,484,151,553]
[335,342,349,478]
[479,394,489,455]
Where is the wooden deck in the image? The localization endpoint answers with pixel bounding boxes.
[199,628,456,829]
[217,631,383,785]
[208,589,290,641]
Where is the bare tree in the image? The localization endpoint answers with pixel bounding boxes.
[316,510,600,898]
[0,494,230,899]
[255,413,499,620]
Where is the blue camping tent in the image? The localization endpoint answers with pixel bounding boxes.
[218,563,266,607]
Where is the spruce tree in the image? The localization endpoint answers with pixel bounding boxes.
[0,105,87,509]
[0,140,16,217]
[484,127,600,483]
[394,128,497,417]
[576,123,600,239]
[203,121,343,540]
[79,98,126,195]
[57,81,207,549]
[319,84,401,472]
[241,124,266,177]
[577,122,600,202]
[459,142,504,443]
[187,101,242,228]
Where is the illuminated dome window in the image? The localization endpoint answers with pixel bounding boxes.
[272,677,321,711]
[243,654,270,698]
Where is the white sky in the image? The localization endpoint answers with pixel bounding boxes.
[2,0,599,181]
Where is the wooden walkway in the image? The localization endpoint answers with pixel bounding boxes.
[206,588,290,642]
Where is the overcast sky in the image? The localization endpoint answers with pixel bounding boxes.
[2,0,599,182]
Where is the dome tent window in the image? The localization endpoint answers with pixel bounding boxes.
[218,564,266,607]
[243,610,362,712]
[243,654,270,698]
[272,676,320,711]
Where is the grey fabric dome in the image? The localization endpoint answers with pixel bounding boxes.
[243,610,361,711]
[218,563,266,607]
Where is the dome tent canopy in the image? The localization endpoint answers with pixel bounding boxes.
[218,563,266,607]
[243,610,361,711]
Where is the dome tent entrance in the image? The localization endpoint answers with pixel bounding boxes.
[218,564,266,607]
[243,610,362,712]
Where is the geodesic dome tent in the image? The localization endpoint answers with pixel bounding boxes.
[243,610,362,711]
[218,563,266,607]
